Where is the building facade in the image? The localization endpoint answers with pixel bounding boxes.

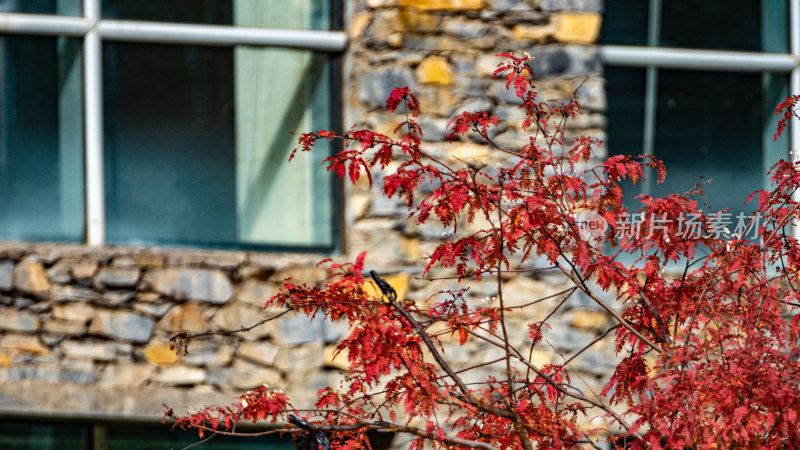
[0,0,795,448]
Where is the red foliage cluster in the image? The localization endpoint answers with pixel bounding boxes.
[166,53,800,449]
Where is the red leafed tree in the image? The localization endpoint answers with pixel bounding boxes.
[165,53,800,449]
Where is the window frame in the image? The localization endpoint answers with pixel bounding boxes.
[599,0,800,237]
[0,0,347,249]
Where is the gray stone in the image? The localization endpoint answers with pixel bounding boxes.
[539,0,603,12]
[203,252,246,269]
[237,279,280,307]
[97,291,136,307]
[207,362,282,390]
[540,322,596,351]
[458,97,492,114]
[58,364,97,384]
[529,46,602,79]
[572,350,618,376]
[98,363,154,387]
[52,285,100,302]
[148,268,233,304]
[0,309,39,332]
[357,66,415,108]
[491,81,524,105]
[60,341,117,361]
[488,0,532,11]
[237,341,279,367]
[133,301,172,318]
[89,311,155,343]
[153,366,206,386]
[46,260,73,284]
[0,261,14,290]
[442,20,490,39]
[275,314,342,346]
[575,78,606,111]
[181,341,233,367]
[96,267,140,288]
[418,117,449,142]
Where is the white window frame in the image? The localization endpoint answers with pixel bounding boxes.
[0,0,347,246]
[599,0,800,236]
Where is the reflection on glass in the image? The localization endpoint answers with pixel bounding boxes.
[0,422,89,449]
[600,0,788,52]
[103,41,335,250]
[101,0,331,30]
[0,35,84,242]
[605,67,787,220]
[0,0,81,15]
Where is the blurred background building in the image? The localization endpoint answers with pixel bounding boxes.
[0,0,794,448]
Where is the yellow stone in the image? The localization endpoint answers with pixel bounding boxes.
[350,12,371,38]
[415,56,453,86]
[512,24,555,41]
[364,272,411,303]
[569,311,609,330]
[529,349,553,367]
[397,10,439,33]
[447,142,491,162]
[0,334,50,355]
[144,341,180,365]
[399,236,421,262]
[158,301,208,333]
[398,0,482,11]
[553,12,602,44]
[323,345,350,371]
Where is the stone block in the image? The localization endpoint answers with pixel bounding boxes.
[153,366,206,385]
[415,56,453,86]
[89,311,155,343]
[203,251,246,269]
[0,334,49,355]
[397,0,482,10]
[148,268,233,304]
[42,320,86,335]
[96,267,140,288]
[181,342,232,367]
[208,360,282,390]
[553,12,601,44]
[350,12,371,37]
[97,291,135,307]
[12,257,50,294]
[99,363,154,387]
[144,341,181,366]
[275,341,324,372]
[529,45,601,79]
[539,0,602,12]
[397,9,439,33]
[442,20,489,39]
[0,260,12,290]
[46,259,73,284]
[211,303,269,338]
[237,341,279,367]
[0,309,39,332]
[357,67,415,108]
[133,301,172,318]
[52,303,95,323]
[364,273,411,303]
[323,345,349,371]
[568,310,609,330]
[237,280,280,308]
[274,314,342,346]
[158,302,209,333]
[52,285,100,302]
[61,340,117,361]
[71,260,98,280]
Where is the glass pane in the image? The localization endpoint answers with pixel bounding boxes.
[661,0,788,52]
[601,0,788,52]
[605,67,786,221]
[0,422,89,449]
[106,425,294,449]
[103,42,336,250]
[0,35,85,242]
[599,0,648,46]
[101,0,332,30]
[0,0,81,15]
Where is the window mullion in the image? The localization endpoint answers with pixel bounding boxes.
[83,0,104,245]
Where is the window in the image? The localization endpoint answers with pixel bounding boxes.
[0,1,344,251]
[600,0,794,220]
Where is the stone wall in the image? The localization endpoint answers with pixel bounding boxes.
[0,0,618,446]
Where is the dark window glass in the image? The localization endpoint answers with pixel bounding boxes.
[106,425,294,449]
[601,0,788,52]
[101,0,332,31]
[0,35,85,242]
[606,68,786,220]
[0,422,89,449]
[599,0,648,46]
[660,0,787,52]
[103,42,336,250]
[0,0,81,15]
